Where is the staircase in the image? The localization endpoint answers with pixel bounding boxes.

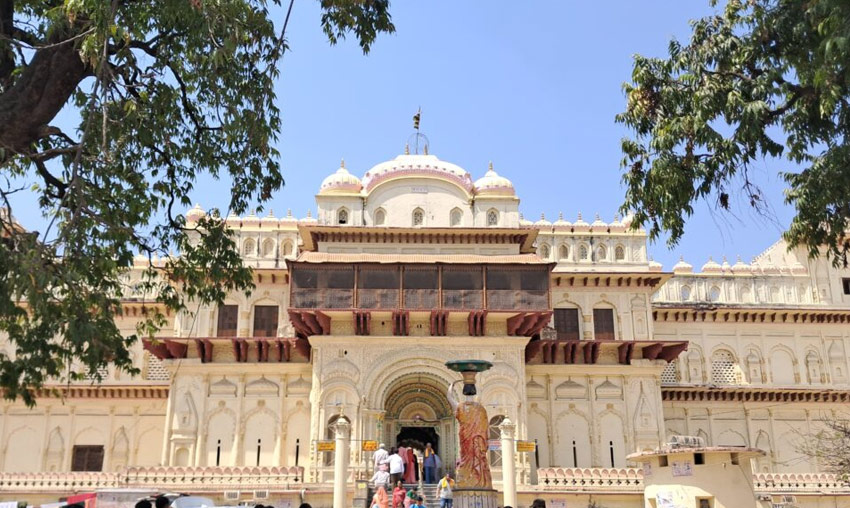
[404,483,439,507]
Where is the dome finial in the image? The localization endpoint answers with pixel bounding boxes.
[340,158,345,169]
[488,161,494,172]
[404,143,410,155]
[559,211,564,221]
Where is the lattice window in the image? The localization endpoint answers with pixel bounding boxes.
[337,208,349,225]
[243,238,256,256]
[412,208,424,226]
[596,245,607,261]
[661,360,681,384]
[86,366,109,382]
[711,350,738,385]
[680,285,692,301]
[540,244,550,259]
[559,245,569,260]
[487,209,499,226]
[708,286,721,302]
[614,245,625,261]
[579,245,589,260]
[488,415,505,466]
[144,352,171,381]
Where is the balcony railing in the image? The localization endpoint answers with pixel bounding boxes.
[403,289,438,309]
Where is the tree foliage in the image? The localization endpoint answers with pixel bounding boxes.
[617,0,850,265]
[0,0,393,405]
[796,420,850,479]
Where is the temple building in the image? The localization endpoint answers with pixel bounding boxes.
[1,148,850,507]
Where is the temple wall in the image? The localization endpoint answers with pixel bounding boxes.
[524,363,665,469]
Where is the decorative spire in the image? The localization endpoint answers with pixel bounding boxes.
[287,208,292,217]
[404,143,410,155]
[267,209,274,217]
[558,211,564,221]
[340,158,345,169]
[540,213,546,220]
[306,210,312,218]
[577,212,583,221]
[488,161,494,172]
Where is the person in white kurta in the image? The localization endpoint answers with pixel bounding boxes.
[374,443,389,471]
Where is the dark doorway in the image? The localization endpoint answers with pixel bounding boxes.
[396,426,439,452]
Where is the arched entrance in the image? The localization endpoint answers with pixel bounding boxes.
[382,373,455,475]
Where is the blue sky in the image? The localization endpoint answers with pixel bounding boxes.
[18,1,798,270]
[254,0,795,270]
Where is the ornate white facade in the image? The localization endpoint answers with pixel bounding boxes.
[2,149,850,507]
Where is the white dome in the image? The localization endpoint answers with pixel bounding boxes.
[519,213,532,226]
[534,213,551,226]
[731,256,751,273]
[673,256,693,274]
[721,256,732,272]
[591,213,607,230]
[300,210,317,223]
[186,204,205,223]
[573,212,590,231]
[261,209,278,225]
[701,256,722,273]
[242,209,260,227]
[280,208,297,224]
[474,162,515,197]
[361,153,473,193]
[649,259,663,272]
[553,212,572,228]
[609,214,626,232]
[319,161,362,195]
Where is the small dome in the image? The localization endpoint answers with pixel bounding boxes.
[649,258,663,272]
[519,213,532,226]
[573,212,590,231]
[609,213,626,232]
[701,256,721,273]
[553,212,572,229]
[673,256,693,274]
[226,211,241,227]
[280,208,297,224]
[300,210,317,223]
[591,213,607,230]
[759,257,780,274]
[261,209,278,226]
[534,213,552,226]
[721,256,732,272]
[242,209,260,227]
[474,162,515,197]
[621,213,635,228]
[319,160,362,195]
[186,204,205,223]
[731,256,751,273]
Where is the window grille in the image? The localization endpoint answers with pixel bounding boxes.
[579,245,588,260]
[412,209,424,226]
[614,245,625,261]
[540,244,550,259]
[487,210,499,226]
[144,352,170,381]
[71,445,104,472]
[337,209,348,225]
[488,415,505,466]
[559,245,569,260]
[661,360,681,384]
[711,350,738,385]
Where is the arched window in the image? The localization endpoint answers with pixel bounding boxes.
[262,238,275,257]
[579,244,589,260]
[680,285,692,301]
[540,244,550,259]
[450,208,463,227]
[282,241,293,257]
[806,351,821,384]
[243,238,256,256]
[488,415,505,466]
[374,208,386,226]
[558,244,569,260]
[596,244,607,261]
[337,208,349,225]
[769,286,781,303]
[711,350,739,385]
[708,286,721,302]
[487,209,499,227]
[412,208,424,226]
[614,245,625,261]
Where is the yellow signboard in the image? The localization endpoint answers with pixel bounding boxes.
[516,441,536,452]
[362,440,378,452]
[317,440,336,452]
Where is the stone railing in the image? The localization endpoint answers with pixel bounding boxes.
[0,466,305,494]
[753,472,850,494]
[534,468,644,492]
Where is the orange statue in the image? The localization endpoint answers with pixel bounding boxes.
[447,380,492,489]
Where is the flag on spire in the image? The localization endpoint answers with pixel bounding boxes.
[413,108,421,131]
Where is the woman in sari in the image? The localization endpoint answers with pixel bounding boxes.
[403,447,416,483]
[371,485,389,508]
[392,480,406,508]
